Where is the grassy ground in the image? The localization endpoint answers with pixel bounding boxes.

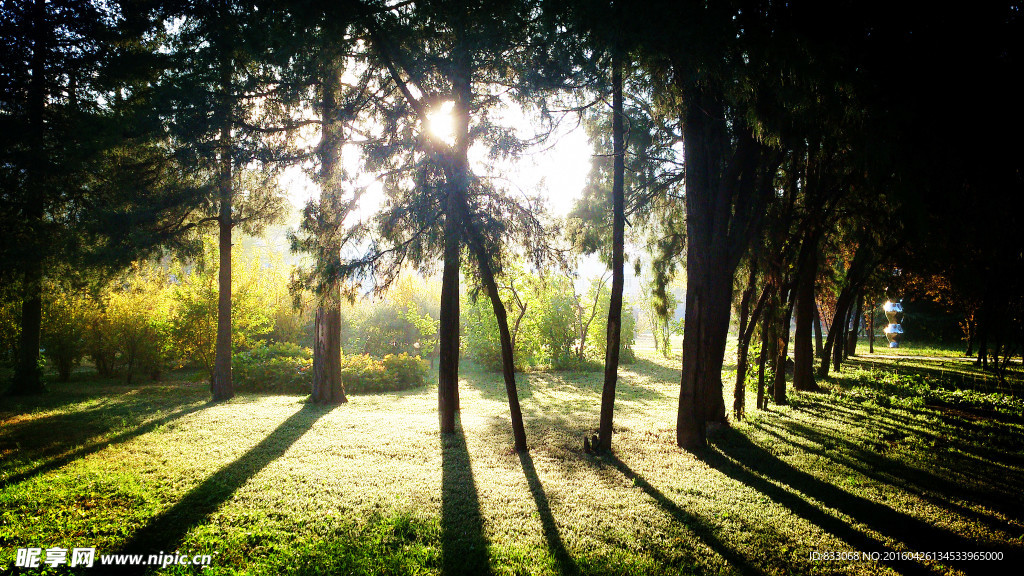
[1,348,1023,575]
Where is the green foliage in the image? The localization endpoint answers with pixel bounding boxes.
[341,275,440,358]
[40,282,90,381]
[233,342,428,395]
[233,342,313,394]
[169,238,277,378]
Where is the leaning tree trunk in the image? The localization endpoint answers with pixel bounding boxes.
[598,50,626,453]
[471,238,528,452]
[793,242,821,392]
[734,266,768,419]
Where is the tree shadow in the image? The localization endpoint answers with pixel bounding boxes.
[113,403,332,567]
[751,418,1024,534]
[0,400,211,489]
[518,451,578,576]
[601,454,765,576]
[701,428,1020,575]
[758,416,1024,524]
[441,417,491,575]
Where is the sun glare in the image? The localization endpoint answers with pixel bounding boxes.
[426,101,456,145]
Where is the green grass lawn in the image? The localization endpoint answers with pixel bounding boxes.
[2,351,1023,575]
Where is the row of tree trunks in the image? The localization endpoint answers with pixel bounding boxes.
[818,245,871,378]
[597,50,626,452]
[733,266,769,420]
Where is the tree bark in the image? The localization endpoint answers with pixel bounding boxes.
[10,0,48,396]
[845,292,863,358]
[868,300,875,353]
[793,243,821,392]
[311,65,347,405]
[211,162,234,401]
[471,241,527,452]
[772,286,795,405]
[598,50,625,452]
[438,34,472,433]
[813,302,824,358]
[757,312,773,410]
[734,266,768,419]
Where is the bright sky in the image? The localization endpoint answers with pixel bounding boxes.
[279,102,594,222]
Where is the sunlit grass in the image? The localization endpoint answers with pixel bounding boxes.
[2,350,1022,575]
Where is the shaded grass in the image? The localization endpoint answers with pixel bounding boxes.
[1,351,1023,575]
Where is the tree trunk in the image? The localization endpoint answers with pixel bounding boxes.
[471,241,527,452]
[438,36,472,433]
[813,302,824,358]
[598,51,625,453]
[211,176,234,401]
[757,313,772,410]
[819,285,855,377]
[793,244,820,392]
[772,287,794,405]
[311,66,347,405]
[10,0,48,396]
[733,265,762,419]
[845,292,862,358]
[868,300,875,353]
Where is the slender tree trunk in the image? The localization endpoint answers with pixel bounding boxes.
[10,0,48,396]
[598,51,625,452]
[868,300,875,353]
[471,241,527,452]
[813,302,824,358]
[757,313,772,410]
[772,288,794,405]
[311,67,346,404]
[793,244,820,392]
[845,292,862,358]
[733,265,758,419]
[819,285,855,378]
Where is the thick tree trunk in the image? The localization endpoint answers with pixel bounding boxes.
[10,0,48,396]
[472,242,528,452]
[793,246,821,392]
[312,306,346,403]
[598,51,625,452]
[438,191,461,433]
[311,68,346,405]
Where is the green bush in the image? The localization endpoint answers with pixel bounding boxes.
[233,342,312,393]
[233,344,428,395]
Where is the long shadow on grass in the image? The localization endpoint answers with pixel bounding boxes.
[519,452,578,576]
[758,416,1024,526]
[752,418,1024,535]
[702,428,1018,575]
[441,417,491,576]
[113,403,331,567]
[0,401,210,489]
[603,455,764,576]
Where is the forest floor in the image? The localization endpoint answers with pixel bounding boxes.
[2,342,1023,575]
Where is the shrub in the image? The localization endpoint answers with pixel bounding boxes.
[41,283,89,381]
[233,342,312,393]
[233,344,428,395]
